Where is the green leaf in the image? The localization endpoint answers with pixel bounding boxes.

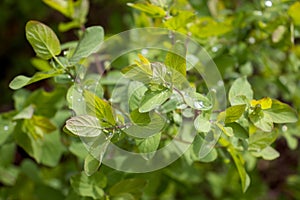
[288,2,300,25]
[218,104,246,123]
[128,82,148,111]
[13,89,31,111]
[9,69,63,90]
[226,122,248,139]
[40,130,65,167]
[122,64,153,83]
[265,100,298,124]
[15,122,43,163]
[31,57,53,71]
[249,129,278,150]
[42,0,73,18]
[183,90,212,110]
[194,115,211,133]
[249,111,274,132]
[218,125,234,137]
[25,20,61,60]
[190,135,217,162]
[139,88,172,113]
[251,146,280,160]
[84,90,116,126]
[164,11,195,31]
[226,143,250,192]
[127,2,165,18]
[69,140,88,159]
[31,115,57,135]
[109,178,148,197]
[165,41,186,76]
[0,118,16,145]
[70,26,104,64]
[123,112,166,138]
[136,132,161,160]
[130,109,151,126]
[84,153,101,176]
[13,105,34,120]
[65,115,102,137]
[70,172,106,199]
[25,88,65,118]
[229,77,253,105]
[22,116,56,140]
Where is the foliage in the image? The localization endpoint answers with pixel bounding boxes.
[1,0,300,199]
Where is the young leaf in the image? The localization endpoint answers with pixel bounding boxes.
[264,99,298,123]
[251,97,272,109]
[70,26,104,64]
[65,115,103,137]
[194,115,211,133]
[127,2,165,18]
[9,69,64,90]
[229,77,253,105]
[26,20,61,60]
[218,104,246,123]
[165,41,187,76]
[42,0,73,18]
[84,90,116,126]
[139,88,172,113]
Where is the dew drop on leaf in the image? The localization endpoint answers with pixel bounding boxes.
[282,125,288,132]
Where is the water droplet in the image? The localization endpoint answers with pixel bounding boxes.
[194,101,204,109]
[265,0,272,7]
[77,98,82,102]
[70,95,73,99]
[217,80,224,87]
[282,125,288,132]
[212,46,218,52]
[3,125,8,131]
[141,49,148,55]
[67,75,71,79]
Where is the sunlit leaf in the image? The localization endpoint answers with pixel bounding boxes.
[26,20,61,60]
[84,90,116,126]
[265,100,298,124]
[9,70,64,90]
[127,2,165,17]
[229,77,253,105]
[139,88,172,113]
[70,26,104,64]
[65,115,102,137]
